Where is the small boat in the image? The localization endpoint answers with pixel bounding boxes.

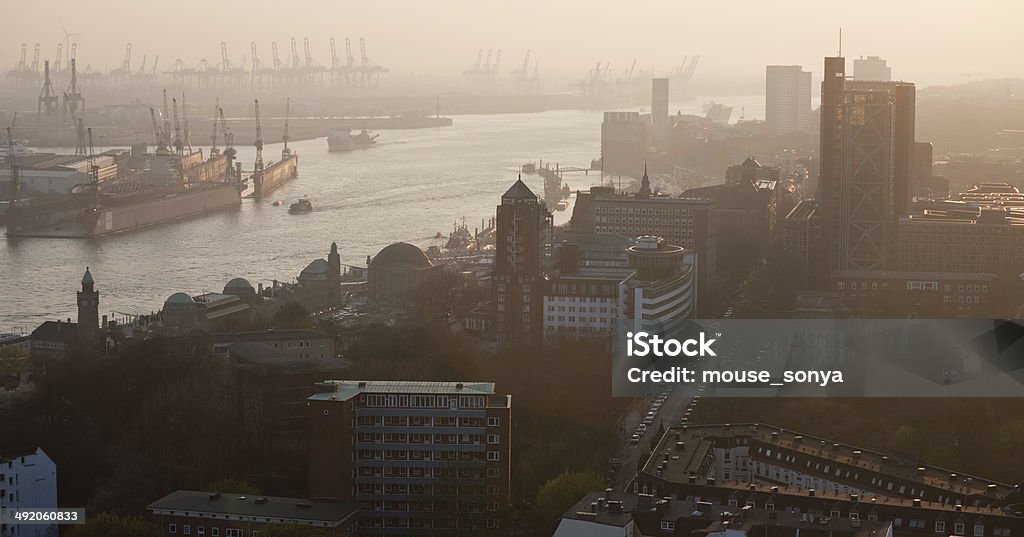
[434,231,444,239]
[289,198,313,214]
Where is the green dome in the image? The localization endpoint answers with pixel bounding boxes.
[224,277,253,290]
[82,267,94,286]
[165,292,194,305]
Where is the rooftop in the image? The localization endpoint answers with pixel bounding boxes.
[147,490,359,526]
[308,380,498,402]
[645,424,1017,507]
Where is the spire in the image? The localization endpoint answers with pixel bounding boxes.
[502,176,538,201]
[81,266,94,290]
[330,242,338,255]
[639,162,652,198]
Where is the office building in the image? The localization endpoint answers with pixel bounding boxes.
[0,447,58,537]
[492,178,552,347]
[147,491,360,537]
[838,88,896,271]
[572,187,715,311]
[765,65,813,134]
[687,158,781,260]
[819,56,847,276]
[601,111,648,175]
[620,236,698,336]
[853,55,892,82]
[783,200,825,279]
[308,381,512,536]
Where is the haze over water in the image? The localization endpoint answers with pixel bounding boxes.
[0,97,762,329]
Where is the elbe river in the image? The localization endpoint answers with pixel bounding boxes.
[0,97,762,329]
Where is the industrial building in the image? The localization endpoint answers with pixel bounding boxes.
[307,381,511,536]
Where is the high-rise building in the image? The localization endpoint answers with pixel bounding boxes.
[838,89,895,271]
[307,381,512,536]
[621,236,698,336]
[853,55,892,81]
[601,111,648,175]
[765,65,812,134]
[492,178,552,347]
[818,56,917,275]
[76,267,99,347]
[651,78,670,150]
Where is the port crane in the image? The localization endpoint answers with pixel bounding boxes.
[74,118,86,156]
[181,92,193,152]
[149,107,166,154]
[38,61,58,118]
[210,97,220,157]
[172,97,183,155]
[6,127,19,206]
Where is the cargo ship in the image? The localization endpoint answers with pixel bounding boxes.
[5,150,242,238]
[328,128,378,152]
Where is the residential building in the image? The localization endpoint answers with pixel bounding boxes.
[308,381,511,536]
[0,447,58,537]
[492,178,552,347]
[766,65,812,134]
[831,270,1000,317]
[147,490,359,537]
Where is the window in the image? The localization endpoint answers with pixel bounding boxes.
[487,468,499,478]
[169,524,178,534]
[226,530,243,537]
[198,528,206,537]
[487,519,500,529]
[487,503,499,512]
[661,521,676,531]
[994,528,1011,537]
[488,434,499,444]
[487,417,500,427]
[212,530,220,537]
[956,523,966,535]
[488,451,500,461]
[975,524,985,537]
[184,525,192,535]
[937,521,946,533]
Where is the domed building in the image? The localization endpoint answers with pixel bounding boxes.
[162,292,207,332]
[223,277,256,298]
[367,242,444,302]
[296,243,343,300]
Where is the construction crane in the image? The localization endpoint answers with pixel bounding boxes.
[210,97,220,157]
[172,97,183,155]
[282,97,292,158]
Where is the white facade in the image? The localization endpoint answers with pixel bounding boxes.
[0,448,58,537]
[543,293,622,340]
[766,65,812,134]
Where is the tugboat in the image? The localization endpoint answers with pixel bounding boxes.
[289,198,313,214]
[327,128,379,152]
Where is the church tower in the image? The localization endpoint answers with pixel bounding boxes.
[638,162,652,198]
[328,242,341,281]
[77,267,100,347]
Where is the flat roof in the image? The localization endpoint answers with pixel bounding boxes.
[308,380,497,401]
[147,491,358,526]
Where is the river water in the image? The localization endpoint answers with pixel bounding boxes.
[0,97,764,330]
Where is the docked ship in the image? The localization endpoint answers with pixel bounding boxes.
[251,98,299,199]
[539,165,571,210]
[328,128,378,152]
[5,149,242,238]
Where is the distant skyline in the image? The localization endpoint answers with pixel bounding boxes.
[2,0,1022,88]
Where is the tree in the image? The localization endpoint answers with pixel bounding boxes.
[532,470,606,532]
[207,477,259,495]
[65,513,160,537]
[272,301,313,329]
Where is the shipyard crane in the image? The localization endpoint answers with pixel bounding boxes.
[218,107,234,157]
[38,60,58,117]
[121,42,132,74]
[171,97,183,155]
[54,42,63,73]
[282,97,291,158]
[86,127,100,206]
[330,37,340,70]
[304,37,315,67]
[181,92,192,152]
[149,107,163,152]
[6,127,19,206]
[250,42,260,72]
[75,118,87,156]
[345,38,356,69]
[162,89,172,150]
[210,97,219,157]
[17,44,27,71]
[253,99,264,175]
[220,42,231,72]
[64,58,84,117]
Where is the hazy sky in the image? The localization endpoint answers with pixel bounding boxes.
[3,0,1021,87]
